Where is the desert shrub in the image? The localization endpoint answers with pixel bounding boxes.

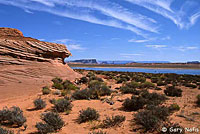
[72,89,91,100]
[123,81,141,89]
[52,83,64,90]
[72,85,111,100]
[196,94,200,106]
[116,77,127,84]
[61,90,68,96]
[164,86,182,97]
[62,80,79,90]
[49,98,56,104]
[140,90,166,105]
[88,130,107,134]
[36,112,64,134]
[146,105,170,121]
[42,86,51,95]
[135,110,159,131]
[135,105,170,131]
[101,115,125,128]
[77,107,99,123]
[155,87,162,90]
[185,83,197,88]
[0,106,26,127]
[52,77,63,84]
[34,98,46,110]
[132,76,146,83]
[52,77,64,90]
[89,76,104,82]
[53,98,72,113]
[88,80,105,89]
[78,77,88,84]
[120,86,140,95]
[141,81,155,89]
[122,96,146,111]
[86,72,95,78]
[169,103,180,111]
[157,81,165,86]
[0,127,14,134]
[151,77,159,83]
[99,85,112,96]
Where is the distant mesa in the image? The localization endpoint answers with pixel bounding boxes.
[0,27,80,100]
[187,61,200,64]
[68,59,98,64]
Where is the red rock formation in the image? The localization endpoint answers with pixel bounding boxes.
[0,28,80,101]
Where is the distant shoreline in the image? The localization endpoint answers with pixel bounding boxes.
[68,63,200,70]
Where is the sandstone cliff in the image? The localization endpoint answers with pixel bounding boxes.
[0,28,80,101]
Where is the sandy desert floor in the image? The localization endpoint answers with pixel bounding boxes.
[0,70,200,134]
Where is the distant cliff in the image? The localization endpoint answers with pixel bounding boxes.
[0,27,80,100]
[69,59,98,64]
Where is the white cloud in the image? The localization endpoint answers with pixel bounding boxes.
[0,0,158,37]
[53,39,72,44]
[52,38,86,51]
[176,46,198,52]
[161,36,171,40]
[66,44,86,51]
[125,0,200,29]
[128,39,150,43]
[24,9,34,14]
[190,11,200,25]
[146,45,167,48]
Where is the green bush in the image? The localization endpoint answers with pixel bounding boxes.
[77,107,99,123]
[101,115,125,128]
[155,87,162,90]
[42,86,51,95]
[116,78,127,84]
[52,83,64,90]
[36,112,64,134]
[88,80,105,89]
[146,105,170,121]
[135,105,170,131]
[185,83,197,88]
[140,90,166,105]
[132,76,146,83]
[53,98,72,113]
[52,77,63,84]
[196,94,200,106]
[62,80,79,90]
[169,103,180,111]
[0,127,14,134]
[72,89,91,100]
[120,86,140,95]
[72,85,111,100]
[0,106,26,127]
[157,81,165,86]
[122,96,146,111]
[34,98,46,110]
[164,86,182,97]
[151,77,159,83]
[141,81,155,89]
[135,110,159,131]
[78,77,88,84]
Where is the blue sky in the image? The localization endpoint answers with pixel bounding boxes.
[0,0,200,62]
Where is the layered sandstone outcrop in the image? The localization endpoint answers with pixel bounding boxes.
[0,28,80,100]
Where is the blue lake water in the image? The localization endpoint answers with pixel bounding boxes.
[71,67,200,75]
